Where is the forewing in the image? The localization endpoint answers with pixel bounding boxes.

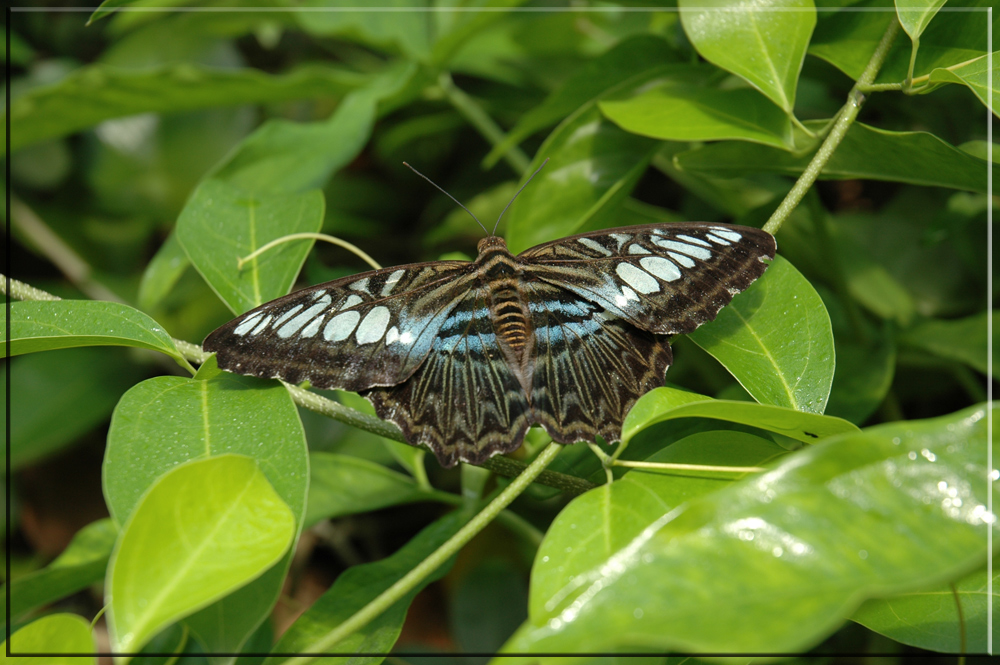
[365,287,532,468]
[520,223,776,335]
[526,281,672,444]
[203,261,475,392]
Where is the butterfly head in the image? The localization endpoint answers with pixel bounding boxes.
[477,235,509,254]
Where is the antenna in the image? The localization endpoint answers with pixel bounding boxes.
[402,162,488,236]
[493,158,549,236]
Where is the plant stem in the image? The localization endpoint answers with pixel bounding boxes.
[10,197,126,304]
[239,233,382,272]
[4,275,596,496]
[438,71,531,175]
[763,18,900,236]
[279,443,562,665]
[613,460,765,475]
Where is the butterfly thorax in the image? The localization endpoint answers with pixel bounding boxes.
[475,236,536,394]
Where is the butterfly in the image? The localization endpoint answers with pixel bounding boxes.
[203,220,776,468]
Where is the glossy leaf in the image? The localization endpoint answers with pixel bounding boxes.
[505,104,659,254]
[104,372,308,657]
[176,179,324,315]
[6,64,366,154]
[507,403,996,655]
[137,231,191,312]
[852,557,997,652]
[7,348,144,471]
[211,62,416,193]
[107,455,296,654]
[679,0,816,113]
[3,613,96,662]
[895,0,947,40]
[688,255,836,414]
[263,510,467,662]
[3,518,117,624]
[600,78,794,149]
[5,300,183,361]
[623,386,857,445]
[484,34,677,167]
[305,452,440,528]
[531,431,787,620]
[674,122,992,193]
[900,311,996,375]
[927,51,999,116]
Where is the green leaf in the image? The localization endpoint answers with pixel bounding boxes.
[104,373,308,657]
[294,0,431,59]
[505,104,659,254]
[176,179,324,315]
[599,77,794,149]
[895,0,948,41]
[6,348,144,471]
[484,34,677,168]
[87,0,142,24]
[3,613,96,662]
[507,403,996,655]
[679,0,816,113]
[531,431,786,620]
[263,510,467,661]
[674,121,992,193]
[927,51,999,116]
[809,0,896,82]
[106,455,296,654]
[852,557,997,652]
[3,519,118,624]
[825,328,896,426]
[137,231,191,312]
[5,64,367,155]
[4,300,183,361]
[211,62,417,193]
[900,311,996,375]
[623,386,857,445]
[305,453,440,528]
[688,255,836,414]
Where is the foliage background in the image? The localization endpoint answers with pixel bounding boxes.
[3,0,997,661]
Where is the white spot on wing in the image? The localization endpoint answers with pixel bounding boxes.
[706,233,731,245]
[300,316,323,338]
[399,331,414,345]
[342,294,363,309]
[250,314,273,335]
[616,263,659,294]
[324,311,360,342]
[628,244,651,255]
[356,306,391,345]
[653,238,712,260]
[277,297,331,339]
[610,233,630,248]
[234,312,264,336]
[640,256,681,282]
[311,290,327,299]
[668,251,695,268]
[578,237,612,256]
[676,234,712,247]
[385,326,399,345]
[381,269,406,296]
[349,278,370,292]
[711,227,743,242]
[272,304,304,328]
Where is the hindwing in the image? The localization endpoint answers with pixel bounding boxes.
[203,261,475,392]
[365,287,532,467]
[526,281,673,444]
[521,223,775,335]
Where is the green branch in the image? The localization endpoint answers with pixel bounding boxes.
[279,442,562,665]
[763,18,901,236]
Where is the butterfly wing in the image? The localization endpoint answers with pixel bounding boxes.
[203,261,476,392]
[520,223,775,335]
[365,286,532,467]
[526,281,673,444]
